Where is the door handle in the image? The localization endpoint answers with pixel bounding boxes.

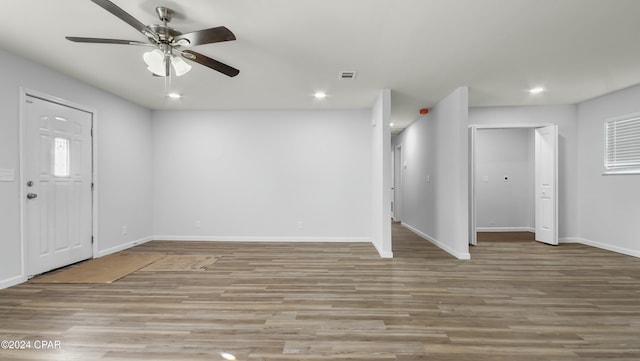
[26,193,38,199]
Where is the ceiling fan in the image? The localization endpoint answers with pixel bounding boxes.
[66,0,239,78]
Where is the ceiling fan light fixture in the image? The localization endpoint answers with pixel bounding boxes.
[144,49,167,76]
[171,56,192,76]
[175,38,190,47]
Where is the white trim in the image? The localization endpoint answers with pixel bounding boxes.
[468,126,477,246]
[0,275,27,290]
[468,123,554,129]
[392,144,403,223]
[476,227,535,232]
[558,237,582,243]
[602,169,640,175]
[372,239,394,258]
[559,237,640,258]
[401,222,471,260]
[18,90,27,281]
[91,110,99,259]
[152,235,371,243]
[469,122,558,247]
[97,236,154,258]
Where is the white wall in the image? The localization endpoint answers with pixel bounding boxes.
[370,90,392,257]
[392,87,470,259]
[475,128,534,231]
[469,105,578,240]
[0,48,153,288]
[152,109,372,242]
[576,85,640,257]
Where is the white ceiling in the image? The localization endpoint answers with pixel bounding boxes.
[2,0,640,130]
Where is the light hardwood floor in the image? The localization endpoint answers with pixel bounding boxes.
[1,224,639,360]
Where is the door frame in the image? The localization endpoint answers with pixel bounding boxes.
[391,148,395,220]
[392,145,402,222]
[468,123,555,246]
[19,88,98,278]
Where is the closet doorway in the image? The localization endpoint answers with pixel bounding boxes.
[469,124,558,246]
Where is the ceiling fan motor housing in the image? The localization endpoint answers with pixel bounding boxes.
[149,24,181,44]
[155,6,174,23]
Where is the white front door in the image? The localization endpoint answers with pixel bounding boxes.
[23,95,93,276]
[534,125,558,245]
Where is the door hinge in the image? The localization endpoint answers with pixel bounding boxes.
[91,236,94,244]
[91,182,94,191]
[90,128,93,137]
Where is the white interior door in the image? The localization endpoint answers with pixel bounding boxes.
[534,125,558,245]
[23,95,93,276]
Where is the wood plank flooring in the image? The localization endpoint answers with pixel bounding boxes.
[1,224,639,360]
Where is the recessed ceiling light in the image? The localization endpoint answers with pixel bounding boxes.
[313,91,327,99]
[389,122,395,127]
[528,87,546,95]
[167,92,182,99]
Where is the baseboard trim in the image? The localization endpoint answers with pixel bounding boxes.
[560,237,640,258]
[0,274,27,290]
[152,235,372,243]
[401,223,471,260]
[476,227,535,232]
[372,240,393,258]
[97,236,154,258]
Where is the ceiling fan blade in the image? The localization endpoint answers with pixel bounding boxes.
[182,50,239,77]
[66,37,148,46]
[173,26,236,47]
[90,0,157,40]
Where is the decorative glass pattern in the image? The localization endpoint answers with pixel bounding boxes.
[54,137,70,177]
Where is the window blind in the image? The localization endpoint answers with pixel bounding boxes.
[605,114,640,173]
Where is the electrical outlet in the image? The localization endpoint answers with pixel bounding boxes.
[121,225,128,236]
[194,220,201,229]
[297,221,304,229]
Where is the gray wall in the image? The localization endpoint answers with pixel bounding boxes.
[475,128,534,231]
[370,90,392,257]
[0,45,391,289]
[468,105,579,239]
[152,109,372,242]
[577,85,640,257]
[392,87,470,259]
[469,100,639,257]
[0,48,153,288]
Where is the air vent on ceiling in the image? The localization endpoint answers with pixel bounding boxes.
[339,71,357,80]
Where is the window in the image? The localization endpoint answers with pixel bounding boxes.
[604,113,640,174]
[53,137,70,177]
